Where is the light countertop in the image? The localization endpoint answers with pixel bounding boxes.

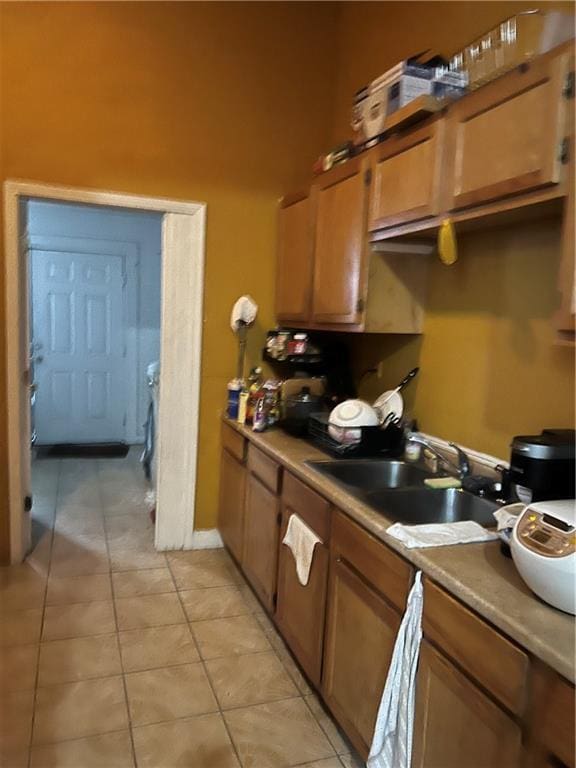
[225,418,575,683]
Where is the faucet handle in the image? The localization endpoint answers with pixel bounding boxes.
[448,442,471,478]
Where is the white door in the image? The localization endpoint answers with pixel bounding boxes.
[31,249,127,444]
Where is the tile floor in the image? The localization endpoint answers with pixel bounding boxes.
[0,450,364,768]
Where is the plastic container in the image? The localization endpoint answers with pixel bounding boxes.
[227,379,243,420]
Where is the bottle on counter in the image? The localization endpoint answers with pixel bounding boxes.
[226,378,244,420]
[246,367,263,424]
[237,390,249,425]
[252,394,270,432]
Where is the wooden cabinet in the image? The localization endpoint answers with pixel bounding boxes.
[412,641,523,768]
[369,119,444,230]
[445,50,572,213]
[242,445,281,612]
[311,158,369,326]
[276,192,313,323]
[556,68,575,344]
[423,579,528,715]
[218,424,247,563]
[527,662,575,768]
[322,511,412,759]
[276,472,331,687]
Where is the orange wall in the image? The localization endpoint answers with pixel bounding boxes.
[0,1,338,554]
[333,1,575,459]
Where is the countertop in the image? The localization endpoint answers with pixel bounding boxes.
[224,418,576,683]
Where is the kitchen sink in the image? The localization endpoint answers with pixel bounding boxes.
[305,460,435,491]
[365,487,499,527]
[306,459,500,527]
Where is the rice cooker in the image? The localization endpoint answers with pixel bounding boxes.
[510,499,575,614]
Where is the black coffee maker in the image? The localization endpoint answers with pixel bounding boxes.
[509,429,575,501]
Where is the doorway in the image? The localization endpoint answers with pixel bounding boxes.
[4,181,207,564]
[28,200,162,447]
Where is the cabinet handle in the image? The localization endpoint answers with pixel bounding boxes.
[335,556,342,563]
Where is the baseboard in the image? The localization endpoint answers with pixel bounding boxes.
[190,529,223,550]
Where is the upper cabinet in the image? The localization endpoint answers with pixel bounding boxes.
[311,158,369,326]
[275,43,574,339]
[369,119,444,231]
[444,49,573,213]
[276,192,313,324]
[277,157,429,334]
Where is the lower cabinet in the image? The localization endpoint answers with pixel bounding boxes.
[527,662,575,768]
[276,472,331,687]
[322,511,412,759]
[322,553,401,759]
[412,641,523,768]
[217,429,574,768]
[217,426,247,563]
[242,473,279,612]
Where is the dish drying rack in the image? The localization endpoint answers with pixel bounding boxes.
[308,413,404,458]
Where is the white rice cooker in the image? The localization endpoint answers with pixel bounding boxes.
[510,499,575,615]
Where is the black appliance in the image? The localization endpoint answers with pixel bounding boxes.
[282,388,323,437]
[509,429,575,501]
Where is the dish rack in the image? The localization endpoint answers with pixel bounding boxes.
[308,413,404,458]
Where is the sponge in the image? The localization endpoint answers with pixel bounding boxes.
[424,476,462,489]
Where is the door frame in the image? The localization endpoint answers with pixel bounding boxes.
[4,180,206,563]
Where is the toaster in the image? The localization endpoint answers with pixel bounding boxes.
[510,499,575,614]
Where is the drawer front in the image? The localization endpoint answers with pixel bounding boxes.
[332,510,412,612]
[423,579,528,715]
[221,422,246,463]
[248,444,280,493]
[282,472,331,542]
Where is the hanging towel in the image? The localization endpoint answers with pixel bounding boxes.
[367,571,424,768]
[282,514,322,586]
[386,520,498,549]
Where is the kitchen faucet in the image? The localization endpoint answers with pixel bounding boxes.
[407,435,471,479]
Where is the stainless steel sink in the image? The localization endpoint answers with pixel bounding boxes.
[365,487,499,527]
[306,460,435,491]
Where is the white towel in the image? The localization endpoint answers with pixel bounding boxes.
[386,520,498,549]
[282,514,322,586]
[230,295,258,332]
[367,571,424,768]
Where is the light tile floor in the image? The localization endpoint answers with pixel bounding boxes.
[0,450,364,768]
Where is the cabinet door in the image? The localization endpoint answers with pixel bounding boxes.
[527,663,575,768]
[242,473,280,612]
[276,504,329,687]
[276,193,313,323]
[218,448,246,563]
[322,554,400,759]
[556,104,575,342]
[445,50,571,211]
[412,641,523,768]
[312,159,369,325]
[369,119,444,230]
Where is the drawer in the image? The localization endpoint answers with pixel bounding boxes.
[423,579,528,716]
[221,422,246,463]
[332,510,412,613]
[282,472,331,541]
[248,444,280,493]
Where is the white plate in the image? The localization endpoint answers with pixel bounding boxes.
[373,390,404,425]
